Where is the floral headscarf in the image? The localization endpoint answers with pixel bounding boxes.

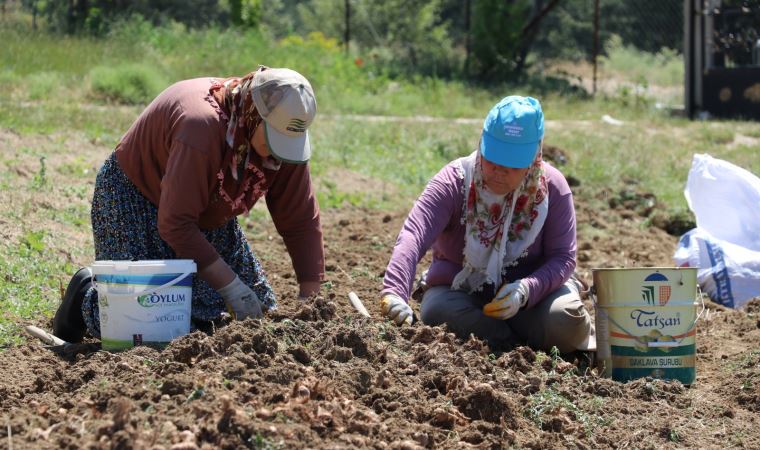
[451,148,548,293]
[209,67,282,215]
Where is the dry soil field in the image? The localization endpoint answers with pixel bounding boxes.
[1,130,759,449]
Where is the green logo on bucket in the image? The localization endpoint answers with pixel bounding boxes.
[641,286,655,305]
[137,293,187,307]
[642,273,672,306]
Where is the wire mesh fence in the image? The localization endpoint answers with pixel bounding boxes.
[327,0,688,102]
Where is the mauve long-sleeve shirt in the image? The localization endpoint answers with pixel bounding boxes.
[115,77,324,282]
[382,159,576,308]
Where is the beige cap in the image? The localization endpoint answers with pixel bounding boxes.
[251,67,317,163]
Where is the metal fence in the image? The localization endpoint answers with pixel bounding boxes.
[686,0,760,119]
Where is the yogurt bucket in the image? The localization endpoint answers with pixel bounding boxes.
[92,260,196,351]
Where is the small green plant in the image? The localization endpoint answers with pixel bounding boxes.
[31,156,47,190]
[19,230,46,254]
[732,431,747,446]
[525,387,609,436]
[248,433,283,449]
[53,205,89,228]
[369,237,386,250]
[57,157,92,178]
[186,387,205,402]
[376,323,391,341]
[724,350,760,372]
[669,428,681,443]
[144,378,162,389]
[539,345,561,371]
[350,266,380,282]
[140,357,157,367]
[317,180,372,209]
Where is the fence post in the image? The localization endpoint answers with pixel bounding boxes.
[464,0,470,75]
[593,0,600,95]
[684,0,694,118]
[344,0,350,55]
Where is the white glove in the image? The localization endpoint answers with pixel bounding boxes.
[380,293,414,326]
[217,276,264,320]
[483,280,529,320]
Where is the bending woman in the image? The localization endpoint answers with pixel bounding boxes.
[54,67,324,342]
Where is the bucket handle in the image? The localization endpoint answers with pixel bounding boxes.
[590,285,706,347]
[95,272,193,298]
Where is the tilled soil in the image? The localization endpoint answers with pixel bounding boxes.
[1,137,759,448]
[2,207,759,449]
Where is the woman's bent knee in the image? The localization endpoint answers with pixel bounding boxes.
[546,303,591,353]
[420,287,460,325]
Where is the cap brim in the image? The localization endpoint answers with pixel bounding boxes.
[480,132,539,169]
[264,122,311,164]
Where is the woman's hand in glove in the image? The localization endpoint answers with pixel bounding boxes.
[217,275,264,320]
[483,280,529,320]
[380,293,414,326]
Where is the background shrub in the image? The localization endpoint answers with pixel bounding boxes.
[89,64,167,105]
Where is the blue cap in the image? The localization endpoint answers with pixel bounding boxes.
[480,96,544,168]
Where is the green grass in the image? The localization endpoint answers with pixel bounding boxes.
[311,116,476,206]
[89,63,168,105]
[0,236,76,347]
[601,35,684,88]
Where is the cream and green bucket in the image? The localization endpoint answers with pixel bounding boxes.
[592,267,702,384]
[92,260,196,351]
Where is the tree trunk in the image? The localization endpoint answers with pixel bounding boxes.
[514,0,561,75]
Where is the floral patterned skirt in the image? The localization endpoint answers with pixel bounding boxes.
[81,153,275,337]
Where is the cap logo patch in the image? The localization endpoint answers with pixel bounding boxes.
[503,120,524,137]
[286,118,306,133]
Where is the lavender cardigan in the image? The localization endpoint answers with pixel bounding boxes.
[382,159,577,308]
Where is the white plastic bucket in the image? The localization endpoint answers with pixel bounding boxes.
[92,260,196,351]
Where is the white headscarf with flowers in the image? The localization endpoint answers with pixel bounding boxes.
[451,148,548,293]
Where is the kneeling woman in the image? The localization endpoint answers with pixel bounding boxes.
[380,96,593,354]
[54,67,324,342]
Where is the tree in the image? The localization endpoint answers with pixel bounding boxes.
[20,0,258,34]
[228,0,262,28]
[296,0,457,77]
[468,0,532,80]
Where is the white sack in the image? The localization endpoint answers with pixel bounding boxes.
[674,154,760,309]
[684,153,760,251]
